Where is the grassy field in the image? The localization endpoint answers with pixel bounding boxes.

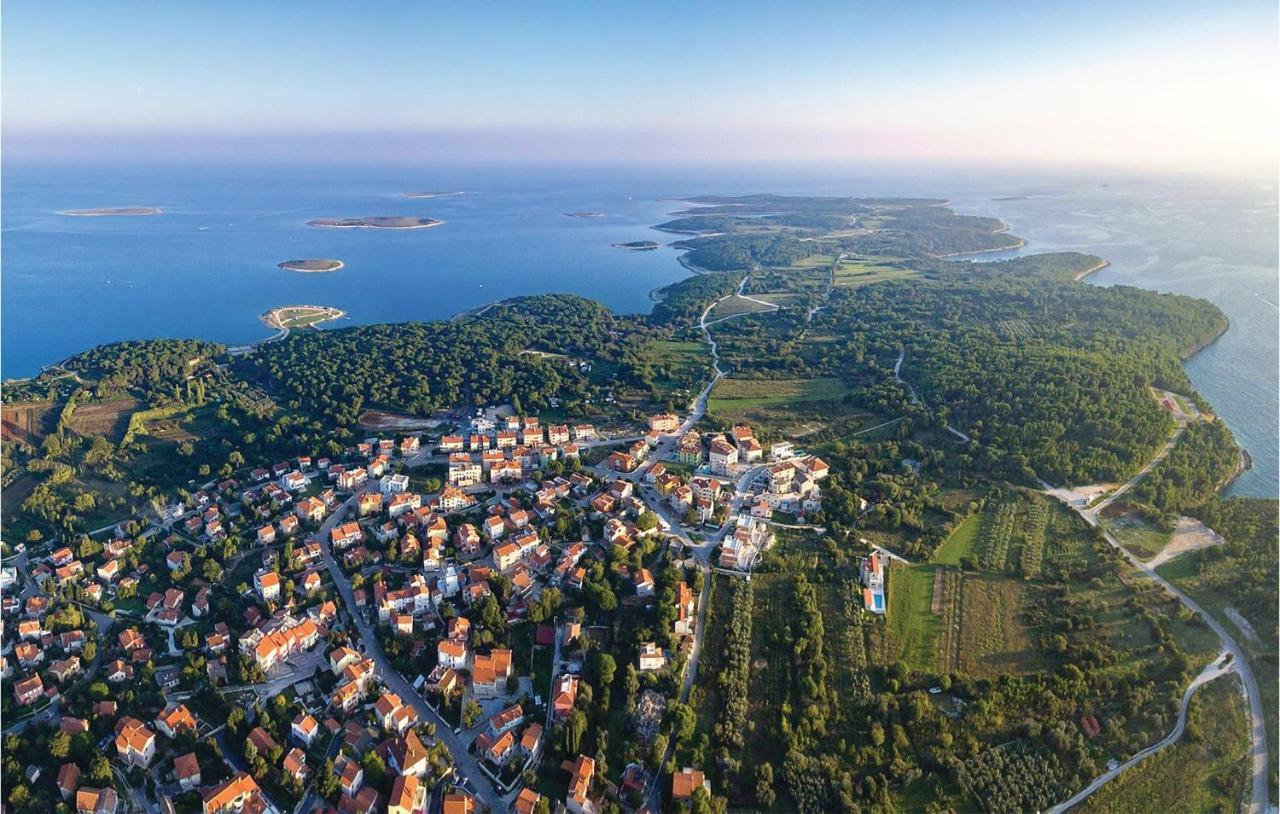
[833,259,916,287]
[706,295,777,321]
[707,376,853,432]
[1102,506,1173,560]
[932,512,983,565]
[642,339,708,400]
[954,574,1047,678]
[67,397,140,441]
[752,291,806,307]
[883,563,942,672]
[1077,674,1250,814]
[709,376,848,410]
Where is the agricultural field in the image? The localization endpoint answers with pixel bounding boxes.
[823,580,872,719]
[1102,504,1173,560]
[66,397,139,441]
[968,493,1054,576]
[953,574,1047,678]
[881,562,942,672]
[932,511,983,565]
[706,294,777,321]
[641,339,708,399]
[1076,675,1249,814]
[832,258,916,287]
[744,573,795,770]
[1,400,57,446]
[708,377,849,416]
[1042,502,1101,567]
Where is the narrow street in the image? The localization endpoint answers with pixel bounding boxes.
[312,491,507,813]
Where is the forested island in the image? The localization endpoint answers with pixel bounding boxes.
[3,193,1272,814]
[612,240,660,251]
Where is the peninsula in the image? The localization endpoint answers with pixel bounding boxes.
[59,207,163,216]
[1,194,1271,814]
[260,304,345,330]
[307,216,443,229]
[277,258,344,273]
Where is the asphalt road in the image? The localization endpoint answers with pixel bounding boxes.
[1050,429,1271,814]
[1048,654,1236,813]
[311,490,506,812]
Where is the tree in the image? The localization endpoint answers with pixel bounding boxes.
[755,762,776,808]
[89,755,112,784]
[590,652,617,690]
[49,731,71,759]
[463,699,483,728]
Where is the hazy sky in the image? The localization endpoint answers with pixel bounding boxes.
[4,1,1277,173]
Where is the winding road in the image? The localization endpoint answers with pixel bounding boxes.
[1046,427,1271,814]
[1048,654,1236,813]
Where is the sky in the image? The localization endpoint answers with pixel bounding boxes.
[4,1,1278,174]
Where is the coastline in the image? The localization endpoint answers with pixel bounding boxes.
[450,300,504,322]
[935,235,1027,258]
[260,305,346,331]
[1072,258,1111,282]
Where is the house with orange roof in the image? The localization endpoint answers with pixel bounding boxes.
[472,648,513,698]
[283,747,309,784]
[519,722,543,757]
[477,729,516,766]
[513,787,542,814]
[247,726,278,758]
[155,702,197,738]
[13,674,43,706]
[201,772,264,814]
[336,754,364,797]
[552,674,579,721]
[291,712,319,747]
[57,761,80,800]
[174,752,202,791]
[672,767,710,801]
[561,754,595,814]
[387,774,425,814]
[114,717,156,768]
[437,638,469,670]
[442,792,477,814]
[75,787,119,814]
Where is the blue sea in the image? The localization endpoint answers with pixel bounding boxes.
[3,162,1275,496]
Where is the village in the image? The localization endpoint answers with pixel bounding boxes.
[0,397,889,814]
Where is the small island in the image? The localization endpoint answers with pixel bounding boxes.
[403,191,464,199]
[612,240,660,251]
[261,305,345,331]
[565,211,604,218]
[277,258,344,273]
[307,216,443,230]
[60,207,163,217]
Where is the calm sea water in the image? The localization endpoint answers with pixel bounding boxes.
[3,162,1274,496]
